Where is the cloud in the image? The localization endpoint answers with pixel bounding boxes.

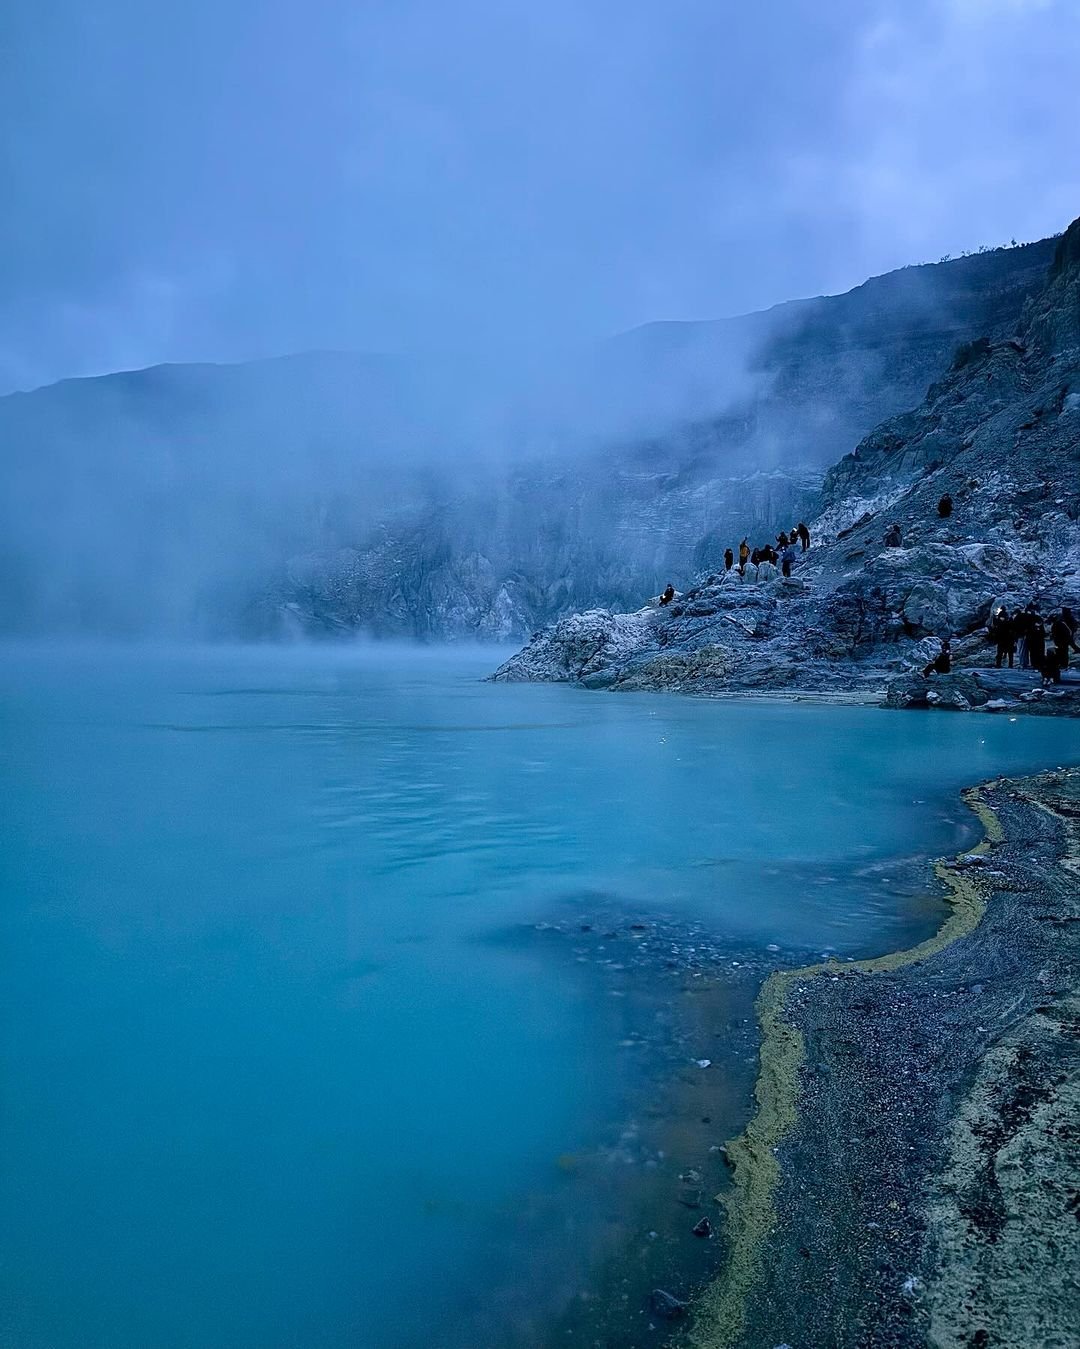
[0,0,1076,391]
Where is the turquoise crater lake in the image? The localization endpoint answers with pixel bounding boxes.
[2,644,1077,1348]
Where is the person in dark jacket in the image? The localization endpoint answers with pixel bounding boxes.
[922,638,952,677]
[1017,604,1035,669]
[937,492,953,518]
[1062,606,1078,640]
[1026,608,1047,673]
[797,521,810,551]
[738,539,750,574]
[1050,613,1079,670]
[776,530,790,548]
[883,522,903,548]
[724,547,734,571]
[988,607,1015,668]
[659,584,675,606]
[750,547,762,568]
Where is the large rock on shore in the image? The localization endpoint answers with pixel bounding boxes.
[493,607,657,682]
[883,672,992,711]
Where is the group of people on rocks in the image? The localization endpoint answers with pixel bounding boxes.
[988,602,1078,682]
[725,522,811,581]
[922,604,1077,686]
[657,521,812,605]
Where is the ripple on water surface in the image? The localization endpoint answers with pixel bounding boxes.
[1,644,1077,1348]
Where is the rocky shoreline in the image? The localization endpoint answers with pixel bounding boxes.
[687,767,1080,1349]
[493,219,1080,716]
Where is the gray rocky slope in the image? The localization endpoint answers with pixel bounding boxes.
[494,218,1080,712]
[0,239,1056,639]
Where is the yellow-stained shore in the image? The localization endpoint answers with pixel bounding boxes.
[689,785,1003,1349]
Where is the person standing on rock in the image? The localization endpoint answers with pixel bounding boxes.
[988,607,1016,668]
[922,638,952,677]
[937,492,953,518]
[776,529,790,549]
[724,547,734,572]
[884,522,903,548]
[797,522,811,552]
[1027,608,1047,675]
[1050,612,1079,671]
[781,542,797,578]
[738,538,750,575]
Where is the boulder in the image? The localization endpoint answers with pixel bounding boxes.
[884,672,991,710]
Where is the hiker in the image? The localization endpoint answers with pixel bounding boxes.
[988,607,1015,668]
[724,547,734,572]
[883,522,903,548]
[937,492,953,518]
[776,530,790,548]
[1017,604,1036,669]
[1050,612,1079,670]
[922,638,952,677]
[1027,608,1047,674]
[1062,606,1078,640]
[738,538,750,575]
[659,584,675,606]
[781,542,797,578]
[750,547,762,569]
[1041,650,1063,686]
[797,521,810,552]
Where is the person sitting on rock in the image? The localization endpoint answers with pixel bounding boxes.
[988,607,1016,668]
[937,492,953,518]
[658,584,675,606]
[797,521,811,552]
[738,538,750,575]
[1041,649,1063,686]
[724,547,734,571]
[922,638,952,677]
[1049,612,1079,671]
[883,522,903,548]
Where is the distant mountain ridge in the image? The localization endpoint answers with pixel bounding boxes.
[0,234,1060,639]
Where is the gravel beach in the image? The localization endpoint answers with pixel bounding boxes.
[690,768,1080,1349]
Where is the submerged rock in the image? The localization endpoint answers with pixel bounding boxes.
[649,1288,688,1320]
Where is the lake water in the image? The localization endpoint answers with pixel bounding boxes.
[2,644,1077,1348]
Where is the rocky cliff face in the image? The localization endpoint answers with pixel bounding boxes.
[495,218,1080,710]
[258,239,1059,640]
[0,239,1057,639]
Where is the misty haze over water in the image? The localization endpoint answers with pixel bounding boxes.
[3,3,1080,1347]
[3,644,1079,1347]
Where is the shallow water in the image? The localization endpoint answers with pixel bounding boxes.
[2,644,1077,1348]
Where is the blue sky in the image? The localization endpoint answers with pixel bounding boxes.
[1,0,1078,391]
